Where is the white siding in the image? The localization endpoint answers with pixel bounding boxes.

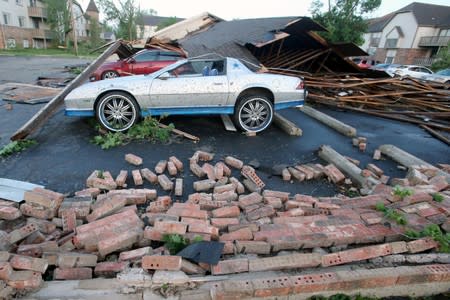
[379,12,417,49]
[0,0,28,27]
[412,26,440,48]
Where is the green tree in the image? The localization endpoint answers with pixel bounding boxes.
[156,17,179,31]
[431,43,450,71]
[43,0,72,45]
[310,0,381,45]
[98,0,147,40]
[86,15,102,48]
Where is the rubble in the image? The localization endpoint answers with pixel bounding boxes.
[0,148,449,299]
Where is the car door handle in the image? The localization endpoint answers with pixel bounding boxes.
[213,82,223,85]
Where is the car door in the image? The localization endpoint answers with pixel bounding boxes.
[148,60,229,113]
[129,51,159,75]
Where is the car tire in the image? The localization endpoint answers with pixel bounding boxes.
[101,71,119,80]
[96,91,140,132]
[233,95,273,133]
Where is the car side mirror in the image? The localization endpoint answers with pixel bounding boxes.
[158,72,170,80]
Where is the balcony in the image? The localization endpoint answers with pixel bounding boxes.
[30,28,53,39]
[419,36,450,47]
[28,6,47,19]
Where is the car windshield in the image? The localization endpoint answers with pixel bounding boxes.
[436,69,450,76]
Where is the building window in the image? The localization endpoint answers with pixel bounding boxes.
[23,39,29,48]
[385,38,398,48]
[18,16,25,27]
[7,38,16,48]
[439,29,450,37]
[16,0,23,5]
[2,12,10,25]
[385,49,397,64]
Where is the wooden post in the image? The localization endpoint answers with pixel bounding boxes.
[11,40,124,141]
[318,145,380,189]
[300,105,357,137]
[273,113,302,136]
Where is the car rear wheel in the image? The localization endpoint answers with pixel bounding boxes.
[96,92,139,132]
[102,71,119,80]
[234,95,273,133]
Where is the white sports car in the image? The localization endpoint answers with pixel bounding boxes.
[65,57,306,133]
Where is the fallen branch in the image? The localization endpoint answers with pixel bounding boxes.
[158,123,200,142]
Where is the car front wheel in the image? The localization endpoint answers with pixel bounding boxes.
[234,95,273,132]
[96,92,139,132]
[102,71,119,80]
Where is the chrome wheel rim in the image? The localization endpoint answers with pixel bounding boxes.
[239,98,272,132]
[103,71,118,79]
[99,94,136,131]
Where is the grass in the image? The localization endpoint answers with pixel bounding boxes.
[406,224,450,253]
[375,202,408,225]
[162,233,203,255]
[91,117,175,149]
[0,140,37,158]
[392,185,414,199]
[432,193,444,203]
[0,48,96,58]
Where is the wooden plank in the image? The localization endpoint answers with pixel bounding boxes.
[273,113,302,136]
[220,114,237,132]
[420,125,450,146]
[158,123,200,142]
[300,105,357,137]
[11,39,125,141]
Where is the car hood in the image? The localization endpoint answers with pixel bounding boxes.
[66,74,155,100]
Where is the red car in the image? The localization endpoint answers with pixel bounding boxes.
[90,49,185,81]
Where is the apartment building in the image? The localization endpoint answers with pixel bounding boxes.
[362,2,450,66]
[137,15,184,40]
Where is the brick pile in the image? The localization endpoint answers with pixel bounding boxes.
[0,150,449,298]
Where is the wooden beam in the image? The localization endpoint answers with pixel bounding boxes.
[11,40,124,141]
[420,125,450,146]
[300,105,357,137]
[273,113,303,136]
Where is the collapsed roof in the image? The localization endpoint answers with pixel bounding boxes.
[146,14,366,73]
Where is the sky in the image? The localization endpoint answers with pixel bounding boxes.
[80,0,450,20]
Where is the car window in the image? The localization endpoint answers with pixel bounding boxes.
[169,60,226,77]
[158,54,182,61]
[133,51,158,62]
[420,68,432,74]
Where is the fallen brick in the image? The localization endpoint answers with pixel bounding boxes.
[367,163,384,177]
[324,164,346,184]
[282,168,291,181]
[407,238,439,253]
[7,270,42,289]
[169,156,184,171]
[20,203,56,220]
[167,161,178,176]
[295,165,314,180]
[220,228,253,241]
[154,220,187,235]
[322,243,395,267]
[213,190,238,202]
[212,258,249,275]
[166,207,208,219]
[0,262,12,280]
[61,209,77,232]
[239,192,263,208]
[58,197,91,220]
[57,253,98,268]
[94,261,128,277]
[155,160,168,174]
[288,167,306,181]
[196,151,215,161]
[9,255,48,273]
[247,205,276,221]
[264,197,283,209]
[141,168,158,184]
[252,276,293,297]
[193,179,216,192]
[174,178,183,197]
[0,206,21,220]
[236,241,271,255]
[147,197,172,213]
[213,183,235,194]
[8,223,38,244]
[125,153,143,166]
[75,188,101,198]
[86,195,126,223]
[98,229,141,257]
[87,171,117,190]
[115,170,128,187]
[210,218,239,230]
[16,241,58,257]
[142,255,182,270]
[214,162,224,180]
[53,267,92,280]
[188,223,219,238]
[132,169,143,186]
[229,177,245,194]
[249,253,321,272]
[225,156,244,169]
[190,162,206,178]
[158,174,173,191]
[181,259,206,275]
[241,165,265,189]
[119,246,152,262]
[202,163,216,180]
[212,206,240,218]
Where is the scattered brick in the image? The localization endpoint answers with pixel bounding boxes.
[0,206,21,220]
[174,178,183,197]
[167,161,178,176]
[115,170,128,187]
[94,261,128,277]
[20,203,56,220]
[7,270,43,289]
[247,205,276,221]
[249,253,321,272]
[241,165,265,188]
[212,206,240,218]
[155,160,168,174]
[142,255,182,270]
[220,228,253,241]
[131,169,143,186]
[119,246,152,262]
[367,163,384,177]
[98,229,141,257]
[57,253,97,268]
[193,179,216,192]
[0,262,12,280]
[190,162,206,178]
[236,241,271,255]
[86,195,126,223]
[324,164,346,184]
[212,258,249,275]
[75,187,101,198]
[154,220,187,235]
[224,156,244,169]
[158,174,173,191]
[53,267,92,280]
[214,183,235,194]
[125,153,143,166]
[288,167,305,181]
[229,177,246,194]
[169,156,184,171]
[213,190,238,202]
[282,168,291,181]
[8,223,38,244]
[407,238,439,253]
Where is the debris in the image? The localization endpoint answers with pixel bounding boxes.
[300,105,357,137]
[158,123,199,142]
[0,83,60,104]
[177,241,225,265]
[273,113,303,136]
[0,178,44,203]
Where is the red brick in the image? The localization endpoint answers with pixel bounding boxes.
[282,168,291,181]
[295,165,314,180]
[75,188,101,198]
[141,168,158,184]
[236,241,271,254]
[0,262,12,280]
[7,270,42,289]
[125,153,143,166]
[86,195,126,222]
[214,162,224,179]
[211,218,239,230]
[132,169,143,186]
[94,261,128,277]
[407,238,438,253]
[189,223,219,238]
[147,197,172,213]
[24,188,64,209]
[0,206,21,220]
[229,177,245,194]
[202,163,216,180]
[249,253,321,272]
[158,174,173,191]
[54,267,92,280]
[175,178,183,197]
[247,205,275,221]
[58,197,91,219]
[27,217,56,234]
[252,276,293,297]
[263,190,290,202]
[212,258,248,275]
[322,243,393,267]
[154,220,187,235]
[212,280,253,299]
[238,192,262,208]
[87,171,117,190]
[119,246,152,261]
[224,156,243,169]
[324,164,345,183]
[212,206,240,218]
[289,167,305,181]
[61,209,77,232]
[20,203,56,220]
[195,150,215,161]
[360,212,383,225]
[169,156,184,171]
[220,228,253,241]
[98,229,141,257]
[213,183,235,194]
[9,255,48,273]
[181,217,209,227]
[142,255,182,270]
[143,227,163,241]
[241,165,265,189]
[16,241,58,257]
[57,253,97,268]
[8,223,38,244]
[166,207,208,219]
[264,197,283,209]
[115,170,128,187]
[190,162,206,178]
[166,161,178,176]
[155,160,167,174]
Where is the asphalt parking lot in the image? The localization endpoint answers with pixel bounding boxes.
[0,55,449,196]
